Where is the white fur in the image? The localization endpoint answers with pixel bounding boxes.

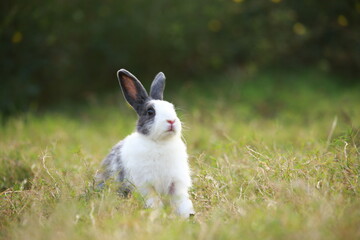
[146,100,182,141]
[120,100,194,217]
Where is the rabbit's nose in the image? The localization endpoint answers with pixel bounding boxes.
[167,120,176,125]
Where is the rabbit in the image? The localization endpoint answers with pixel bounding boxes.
[95,69,195,218]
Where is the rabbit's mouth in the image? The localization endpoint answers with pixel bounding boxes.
[166,129,176,134]
[167,124,180,134]
[167,126,175,132]
[152,126,180,141]
[163,127,178,136]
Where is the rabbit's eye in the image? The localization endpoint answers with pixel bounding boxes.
[146,108,155,116]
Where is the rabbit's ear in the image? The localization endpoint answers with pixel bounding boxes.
[150,72,166,100]
[117,69,149,114]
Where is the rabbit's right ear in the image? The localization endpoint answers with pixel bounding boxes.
[150,72,166,100]
[117,69,149,115]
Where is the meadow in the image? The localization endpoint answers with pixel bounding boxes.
[1,70,359,240]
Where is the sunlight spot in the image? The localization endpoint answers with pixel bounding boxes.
[293,23,306,35]
[233,0,244,3]
[271,0,282,3]
[208,19,221,32]
[337,15,348,27]
[12,31,23,44]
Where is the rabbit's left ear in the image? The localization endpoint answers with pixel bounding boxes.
[150,72,166,100]
[117,69,149,115]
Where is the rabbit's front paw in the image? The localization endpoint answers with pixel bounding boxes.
[176,198,195,218]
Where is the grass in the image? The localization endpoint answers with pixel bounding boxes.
[1,70,359,240]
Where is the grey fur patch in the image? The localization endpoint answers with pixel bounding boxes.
[95,141,132,196]
[150,72,166,100]
[137,102,155,135]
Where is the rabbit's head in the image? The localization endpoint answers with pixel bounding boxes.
[117,69,182,141]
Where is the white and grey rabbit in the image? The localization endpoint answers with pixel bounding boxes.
[95,69,195,218]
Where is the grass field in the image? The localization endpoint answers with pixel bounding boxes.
[1,70,359,239]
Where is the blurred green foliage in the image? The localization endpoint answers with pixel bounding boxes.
[1,0,359,115]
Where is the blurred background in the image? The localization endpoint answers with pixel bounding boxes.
[1,0,359,116]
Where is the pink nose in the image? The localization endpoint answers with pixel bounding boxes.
[167,120,175,124]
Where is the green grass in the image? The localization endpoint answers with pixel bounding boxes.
[1,70,360,240]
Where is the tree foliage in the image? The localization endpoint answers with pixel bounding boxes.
[1,0,359,114]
